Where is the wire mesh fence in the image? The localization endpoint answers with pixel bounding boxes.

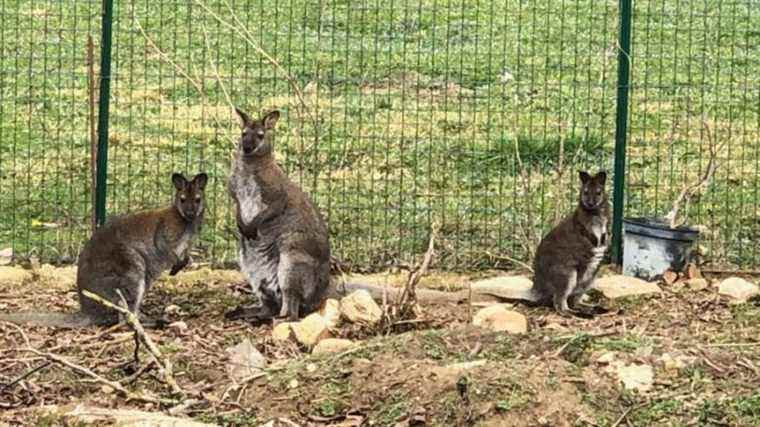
[0,0,757,270]
[624,0,759,268]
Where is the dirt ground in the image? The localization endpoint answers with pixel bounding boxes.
[0,266,759,426]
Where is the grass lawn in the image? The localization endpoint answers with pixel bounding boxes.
[0,0,758,269]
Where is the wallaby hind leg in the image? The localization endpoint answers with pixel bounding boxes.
[552,269,578,317]
[278,254,313,321]
[279,289,300,321]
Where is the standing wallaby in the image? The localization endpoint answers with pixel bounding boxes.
[226,108,330,322]
[530,171,610,317]
[0,173,207,328]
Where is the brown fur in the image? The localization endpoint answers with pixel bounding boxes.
[0,173,207,328]
[531,171,611,317]
[226,108,330,322]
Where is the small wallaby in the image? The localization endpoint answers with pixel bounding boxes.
[0,173,207,328]
[530,170,610,317]
[226,107,330,322]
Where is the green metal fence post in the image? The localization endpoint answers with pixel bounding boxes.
[95,0,114,226]
[611,0,633,264]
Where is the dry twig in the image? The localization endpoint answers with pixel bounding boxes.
[81,290,184,396]
[2,321,175,405]
[663,120,725,228]
[397,223,439,315]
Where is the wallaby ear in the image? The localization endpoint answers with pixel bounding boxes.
[595,170,607,184]
[234,107,251,130]
[192,173,208,190]
[262,110,280,130]
[578,170,591,183]
[171,173,188,190]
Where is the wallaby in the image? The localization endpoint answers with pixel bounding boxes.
[530,171,610,317]
[226,108,330,322]
[0,173,207,328]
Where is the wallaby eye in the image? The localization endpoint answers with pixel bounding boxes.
[180,195,187,201]
[256,131,265,138]
[195,196,201,202]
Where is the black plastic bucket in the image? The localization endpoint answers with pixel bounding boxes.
[622,217,699,281]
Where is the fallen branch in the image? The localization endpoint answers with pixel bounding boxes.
[0,361,51,392]
[2,322,175,405]
[328,279,538,305]
[484,251,534,273]
[81,290,184,396]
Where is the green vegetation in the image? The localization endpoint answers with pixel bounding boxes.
[1,0,757,269]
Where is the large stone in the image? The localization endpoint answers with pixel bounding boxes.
[225,338,266,383]
[39,404,216,427]
[470,276,536,301]
[472,304,528,334]
[319,299,341,329]
[272,322,296,341]
[340,290,383,325]
[615,363,654,392]
[0,247,11,266]
[291,313,331,348]
[0,266,32,286]
[684,278,709,291]
[592,275,662,299]
[718,277,759,303]
[312,338,356,355]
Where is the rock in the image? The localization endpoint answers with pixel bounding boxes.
[164,304,183,316]
[272,322,296,341]
[684,278,709,291]
[596,351,618,365]
[340,290,383,325]
[319,299,341,329]
[312,338,356,355]
[592,275,662,299]
[167,321,188,334]
[445,360,487,372]
[685,263,702,280]
[470,276,535,301]
[0,247,11,266]
[225,338,266,383]
[291,313,331,348]
[0,266,32,285]
[288,378,299,389]
[39,404,215,427]
[718,277,759,303]
[662,270,678,285]
[472,305,528,334]
[659,353,695,372]
[615,363,654,392]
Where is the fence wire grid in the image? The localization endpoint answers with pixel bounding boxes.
[0,0,758,270]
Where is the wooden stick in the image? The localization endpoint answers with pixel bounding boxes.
[398,223,438,311]
[81,290,184,396]
[0,361,51,391]
[2,322,174,405]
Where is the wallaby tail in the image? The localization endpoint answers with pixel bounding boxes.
[0,311,94,328]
